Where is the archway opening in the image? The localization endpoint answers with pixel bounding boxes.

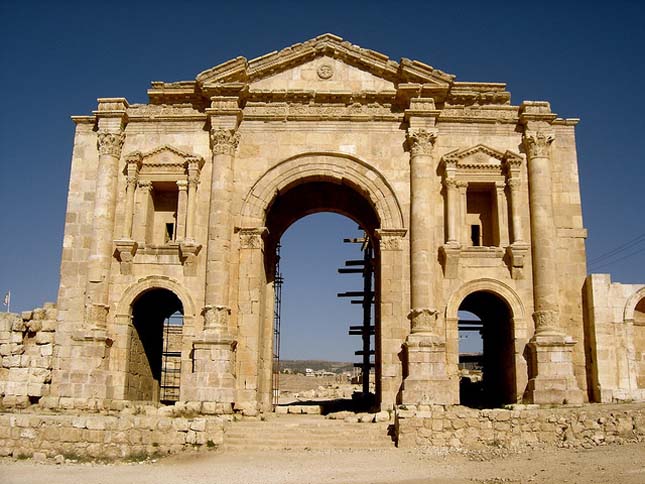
[634,297,645,388]
[264,180,381,413]
[126,288,184,404]
[458,291,515,408]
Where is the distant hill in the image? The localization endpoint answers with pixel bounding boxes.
[279,359,354,374]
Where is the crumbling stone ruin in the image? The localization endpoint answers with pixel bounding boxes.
[1,34,644,457]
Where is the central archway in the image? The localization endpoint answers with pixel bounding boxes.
[236,153,406,413]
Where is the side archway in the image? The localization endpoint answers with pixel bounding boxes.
[112,276,196,403]
[445,278,529,406]
[623,286,645,389]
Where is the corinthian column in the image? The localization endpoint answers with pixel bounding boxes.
[184,125,239,410]
[401,127,452,405]
[85,99,128,329]
[202,127,240,333]
[407,128,439,331]
[520,101,583,404]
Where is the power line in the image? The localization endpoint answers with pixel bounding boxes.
[587,232,645,265]
[589,246,645,272]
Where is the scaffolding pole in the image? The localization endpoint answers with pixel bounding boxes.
[272,243,284,409]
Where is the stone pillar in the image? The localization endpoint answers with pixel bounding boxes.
[85,99,128,330]
[61,98,127,402]
[375,228,407,410]
[401,127,451,405]
[520,101,583,404]
[185,124,239,409]
[114,152,140,274]
[507,177,524,243]
[185,159,200,241]
[457,181,469,245]
[236,227,269,415]
[135,181,153,243]
[444,177,459,245]
[175,180,188,241]
[494,181,510,247]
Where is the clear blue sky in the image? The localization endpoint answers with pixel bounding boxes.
[1,1,643,361]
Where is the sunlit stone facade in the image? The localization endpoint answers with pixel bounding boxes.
[9,34,642,413]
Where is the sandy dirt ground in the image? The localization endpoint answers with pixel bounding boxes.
[1,442,644,484]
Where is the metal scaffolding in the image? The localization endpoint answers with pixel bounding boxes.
[338,232,375,395]
[272,243,284,409]
[160,311,183,404]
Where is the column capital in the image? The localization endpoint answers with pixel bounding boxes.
[443,177,458,189]
[375,228,407,251]
[238,227,268,249]
[137,180,153,192]
[210,127,240,155]
[176,179,189,191]
[523,130,554,159]
[97,129,125,158]
[406,128,437,156]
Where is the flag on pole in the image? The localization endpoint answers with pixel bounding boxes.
[3,291,10,312]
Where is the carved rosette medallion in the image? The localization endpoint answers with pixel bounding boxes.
[523,131,554,159]
[406,128,438,157]
[239,227,268,250]
[317,63,334,79]
[202,304,231,332]
[97,130,125,158]
[532,309,559,334]
[376,228,407,251]
[210,128,240,155]
[408,307,438,334]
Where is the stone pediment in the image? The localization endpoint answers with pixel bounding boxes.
[442,144,522,171]
[195,33,454,92]
[125,145,204,180]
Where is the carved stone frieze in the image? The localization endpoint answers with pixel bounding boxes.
[210,128,240,155]
[406,128,437,156]
[97,130,125,158]
[523,131,554,159]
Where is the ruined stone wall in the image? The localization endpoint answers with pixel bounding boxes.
[0,412,225,460]
[396,403,645,449]
[0,305,56,408]
[583,274,645,402]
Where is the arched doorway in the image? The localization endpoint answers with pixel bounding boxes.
[236,153,407,414]
[457,291,516,408]
[125,288,184,404]
[264,181,381,412]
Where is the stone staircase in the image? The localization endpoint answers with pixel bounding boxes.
[222,414,396,451]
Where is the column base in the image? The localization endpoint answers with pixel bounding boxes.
[52,329,114,401]
[401,332,455,405]
[182,331,237,409]
[525,332,584,405]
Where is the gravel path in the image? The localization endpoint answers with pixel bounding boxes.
[2,442,644,484]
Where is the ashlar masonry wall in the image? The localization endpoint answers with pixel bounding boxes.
[0,305,57,407]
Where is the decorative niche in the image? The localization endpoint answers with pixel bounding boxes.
[439,144,529,279]
[114,145,204,275]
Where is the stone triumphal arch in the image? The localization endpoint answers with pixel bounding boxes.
[5,33,640,415]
